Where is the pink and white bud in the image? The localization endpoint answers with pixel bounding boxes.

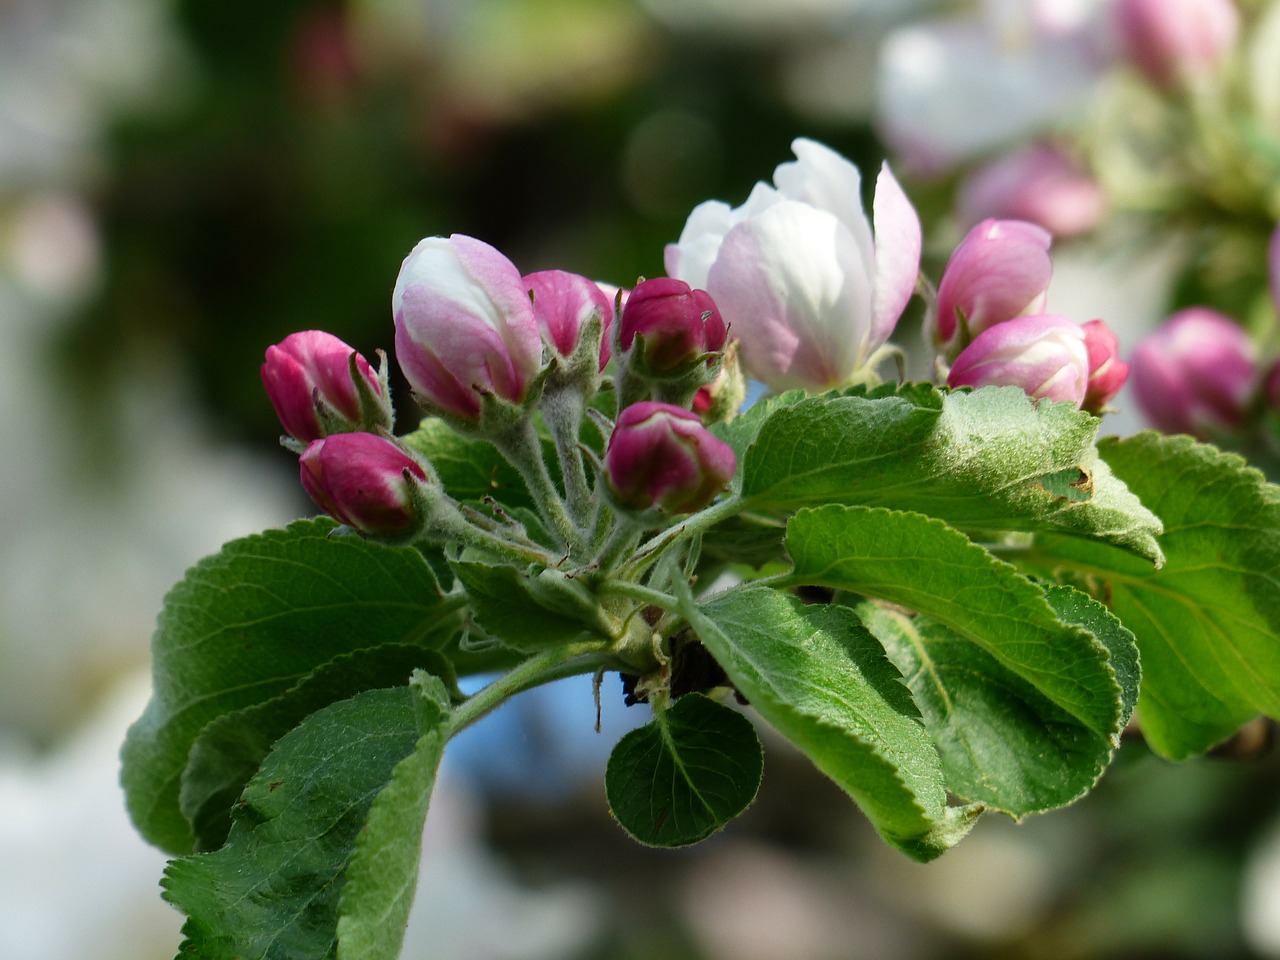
[299,433,427,537]
[947,314,1090,406]
[261,330,385,443]
[619,277,727,373]
[523,269,614,370]
[393,234,543,421]
[1112,0,1239,89]
[934,218,1054,352]
[605,401,736,514]
[957,144,1106,239]
[665,138,921,391]
[1130,307,1257,437]
[1080,319,1130,414]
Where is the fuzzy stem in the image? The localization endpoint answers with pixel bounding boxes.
[493,419,586,556]
[445,641,612,737]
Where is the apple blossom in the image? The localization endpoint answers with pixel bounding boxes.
[1080,319,1130,414]
[934,218,1053,353]
[299,433,428,537]
[393,234,543,421]
[1130,307,1257,437]
[605,402,736,513]
[261,330,387,443]
[524,269,614,371]
[665,138,921,392]
[947,314,1089,406]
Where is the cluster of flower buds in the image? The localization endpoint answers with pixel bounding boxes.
[935,218,1128,413]
[261,229,740,557]
[665,138,921,393]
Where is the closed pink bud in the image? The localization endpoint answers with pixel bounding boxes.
[1080,319,1130,414]
[393,234,543,421]
[935,218,1054,351]
[261,330,384,443]
[619,278,727,373]
[523,269,613,370]
[605,401,736,513]
[957,144,1106,239]
[1130,307,1257,437]
[948,314,1090,406]
[299,433,427,537]
[1113,0,1239,89]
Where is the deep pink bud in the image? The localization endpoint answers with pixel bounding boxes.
[523,269,614,370]
[393,234,543,421]
[1130,307,1257,437]
[1113,0,1239,89]
[605,401,736,513]
[1080,319,1130,414]
[957,144,1106,239]
[299,433,427,537]
[261,330,384,443]
[934,218,1053,351]
[948,314,1089,406]
[619,278,727,373]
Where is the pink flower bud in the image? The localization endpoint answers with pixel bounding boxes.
[957,144,1106,239]
[1080,319,1130,414]
[393,234,543,421]
[619,278,727,373]
[261,330,385,443]
[299,433,427,537]
[523,269,613,370]
[605,401,736,513]
[947,314,1090,406]
[934,218,1053,351]
[1130,307,1257,437]
[1113,0,1239,89]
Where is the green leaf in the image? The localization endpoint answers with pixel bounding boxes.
[402,416,532,508]
[451,560,609,649]
[122,518,462,855]
[686,587,981,861]
[605,693,763,847]
[1015,433,1280,759]
[857,598,1124,818]
[336,672,451,960]
[739,385,1163,563]
[785,505,1124,739]
[180,645,455,852]
[164,684,443,960]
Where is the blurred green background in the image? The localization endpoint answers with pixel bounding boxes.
[3,1,1280,958]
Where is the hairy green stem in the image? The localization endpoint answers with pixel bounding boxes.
[446,641,611,737]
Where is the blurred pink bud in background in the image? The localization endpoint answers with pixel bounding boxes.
[1112,0,1239,89]
[299,433,427,537]
[605,401,736,513]
[393,234,543,420]
[957,143,1107,238]
[261,330,384,443]
[934,218,1053,351]
[947,313,1090,406]
[1080,319,1130,414]
[1130,307,1257,436]
[524,269,614,370]
[666,138,920,391]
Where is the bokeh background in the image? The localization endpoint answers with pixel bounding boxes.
[3,0,1280,957]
